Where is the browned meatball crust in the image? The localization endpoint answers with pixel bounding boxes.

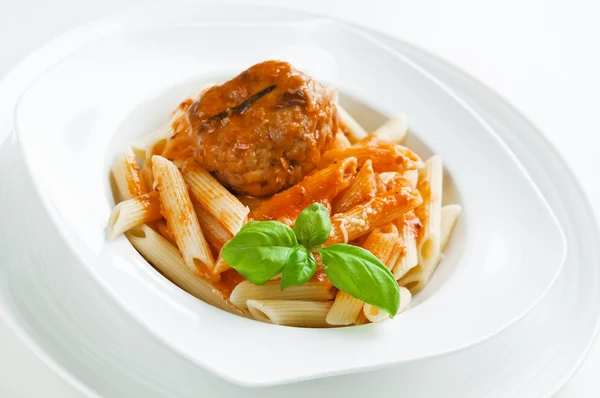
[186,60,337,196]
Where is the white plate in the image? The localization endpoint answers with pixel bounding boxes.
[0,4,598,397]
[12,6,566,386]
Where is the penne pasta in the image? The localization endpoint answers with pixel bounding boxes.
[403,169,419,189]
[183,163,249,235]
[331,131,352,150]
[326,291,365,326]
[152,155,214,275]
[111,147,148,202]
[354,311,370,325]
[230,280,334,310]
[155,219,177,246]
[106,191,162,239]
[372,115,407,143]
[378,170,418,191]
[140,162,154,192]
[391,212,420,280]
[247,300,333,328]
[249,157,358,223]
[399,203,461,294]
[212,256,232,276]
[415,155,443,274]
[194,205,233,253]
[375,174,387,194]
[332,160,377,214]
[440,204,462,252]
[397,264,421,294]
[126,225,245,317]
[327,187,423,245]
[337,104,368,143]
[320,143,422,173]
[378,171,398,186]
[363,223,399,268]
[139,137,169,191]
[363,287,412,322]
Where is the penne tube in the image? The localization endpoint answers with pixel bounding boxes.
[399,203,461,294]
[212,256,232,276]
[403,169,419,189]
[391,211,420,280]
[331,131,352,150]
[106,191,162,239]
[392,228,418,280]
[332,160,377,214]
[337,104,368,143]
[140,162,154,192]
[155,219,177,246]
[320,143,422,173]
[327,187,423,245]
[363,287,412,322]
[397,265,422,294]
[247,300,333,328]
[230,280,334,310]
[194,205,233,253]
[375,174,387,194]
[378,171,399,186]
[415,155,443,274]
[126,225,245,317]
[183,163,249,235]
[152,155,214,275]
[249,157,357,223]
[354,311,370,325]
[372,115,407,143]
[139,137,170,192]
[111,147,148,202]
[363,223,399,268]
[440,204,462,252]
[326,291,365,326]
[379,170,418,191]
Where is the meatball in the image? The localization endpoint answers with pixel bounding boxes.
[186,60,337,196]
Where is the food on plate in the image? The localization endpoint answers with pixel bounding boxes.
[107,60,461,327]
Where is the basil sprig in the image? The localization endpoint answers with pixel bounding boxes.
[222,203,400,317]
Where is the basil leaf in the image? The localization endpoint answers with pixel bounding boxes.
[222,221,298,285]
[280,246,317,290]
[293,203,331,249]
[319,244,400,317]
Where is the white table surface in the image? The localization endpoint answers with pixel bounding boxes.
[1,0,599,396]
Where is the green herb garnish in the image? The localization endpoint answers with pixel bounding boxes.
[222,203,400,317]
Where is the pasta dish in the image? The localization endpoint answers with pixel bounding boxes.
[107,60,461,327]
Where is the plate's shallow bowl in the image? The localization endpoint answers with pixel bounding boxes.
[14,17,566,386]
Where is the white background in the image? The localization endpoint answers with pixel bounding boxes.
[0,0,599,396]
